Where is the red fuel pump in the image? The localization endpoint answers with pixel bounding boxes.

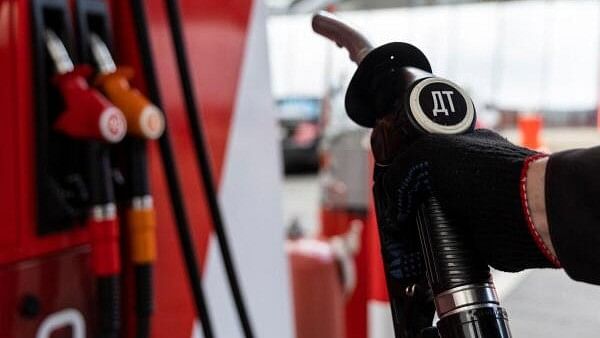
[1,1,289,337]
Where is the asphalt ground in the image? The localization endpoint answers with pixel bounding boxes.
[282,127,600,337]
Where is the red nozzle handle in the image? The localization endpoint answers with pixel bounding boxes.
[311,11,373,65]
[53,66,127,143]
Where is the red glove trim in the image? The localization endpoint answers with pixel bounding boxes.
[520,154,561,268]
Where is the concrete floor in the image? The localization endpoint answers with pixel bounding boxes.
[282,174,320,237]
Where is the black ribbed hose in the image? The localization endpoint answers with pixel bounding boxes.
[134,264,153,338]
[416,196,490,293]
[417,196,511,338]
[97,276,121,338]
[129,0,214,337]
[87,143,121,338]
[163,1,254,337]
[128,133,153,338]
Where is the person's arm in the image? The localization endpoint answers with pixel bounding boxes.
[543,147,600,284]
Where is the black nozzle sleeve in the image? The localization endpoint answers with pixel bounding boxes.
[417,196,491,294]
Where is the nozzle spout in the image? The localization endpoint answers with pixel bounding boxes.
[311,11,373,65]
[44,29,74,74]
[90,33,117,74]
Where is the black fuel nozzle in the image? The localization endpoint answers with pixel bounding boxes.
[312,15,477,162]
[358,48,512,337]
[313,11,511,338]
[343,42,476,165]
[349,45,509,337]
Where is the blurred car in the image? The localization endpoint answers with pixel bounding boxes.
[318,83,370,232]
[277,96,323,172]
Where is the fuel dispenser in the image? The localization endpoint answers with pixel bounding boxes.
[4,0,130,336]
[0,1,101,335]
[1,0,277,337]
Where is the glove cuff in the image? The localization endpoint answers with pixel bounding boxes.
[520,154,561,268]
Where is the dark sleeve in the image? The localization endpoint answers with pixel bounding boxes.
[546,146,600,285]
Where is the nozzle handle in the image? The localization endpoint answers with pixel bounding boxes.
[311,11,372,65]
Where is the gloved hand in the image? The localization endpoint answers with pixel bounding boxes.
[374,129,560,274]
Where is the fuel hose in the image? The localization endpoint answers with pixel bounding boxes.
[126,144,155,338]
[163,1,255,336]
[87,147,121,338]
[129,0,214,336]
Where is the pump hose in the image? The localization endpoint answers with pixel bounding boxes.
[129,0,215,336]
[127,135,155,338]
[163,1,255,336]
[87,144,121,338]
[134,264,153,338]
[417,196,511,338]
[417,196,490,293]
[97,275,121,338]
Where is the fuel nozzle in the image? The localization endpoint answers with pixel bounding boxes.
[345,52,476,136]
[312,12,512,338]
[91,34,165,140]
[352,61,476,165]
[311,12,475,134]
[45,30,127,143]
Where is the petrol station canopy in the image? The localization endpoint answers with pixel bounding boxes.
[268,0,512,13]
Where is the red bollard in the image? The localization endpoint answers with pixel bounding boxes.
[287,238,346,338]
[517,113,543,150]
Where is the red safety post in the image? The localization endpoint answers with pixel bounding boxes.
[517,113,544,150]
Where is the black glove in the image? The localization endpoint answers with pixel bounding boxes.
[375,129,559,273]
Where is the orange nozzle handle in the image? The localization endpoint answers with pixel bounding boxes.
[127,207,157,264]
[96,67,165,140]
